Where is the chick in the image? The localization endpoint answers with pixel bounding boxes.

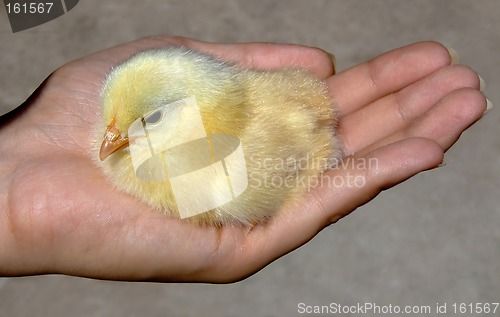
[96,47,340,225]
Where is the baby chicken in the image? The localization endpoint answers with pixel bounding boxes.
[96,47,340,225]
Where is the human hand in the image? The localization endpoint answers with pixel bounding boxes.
[0,37,487,282]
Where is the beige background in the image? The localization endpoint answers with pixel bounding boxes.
[1,1,499,316]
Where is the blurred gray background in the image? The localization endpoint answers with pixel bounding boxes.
[1,1,499,316]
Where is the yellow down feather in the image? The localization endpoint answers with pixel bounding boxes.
[96,47,340,225]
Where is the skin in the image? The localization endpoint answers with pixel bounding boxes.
[0,36,487,282]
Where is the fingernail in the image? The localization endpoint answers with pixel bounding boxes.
[478,74,486,92]
[484,98,493,115]
[446,47,460,65]
[328,52,336,72]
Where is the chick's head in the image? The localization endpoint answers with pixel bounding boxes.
[99,49,205,161]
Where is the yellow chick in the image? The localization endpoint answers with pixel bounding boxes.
[96,47,340,225]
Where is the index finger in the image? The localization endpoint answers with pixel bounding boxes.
[327,41,455,116]
[80,36,336,80]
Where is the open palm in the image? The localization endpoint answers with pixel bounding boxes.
[0,37,486,282]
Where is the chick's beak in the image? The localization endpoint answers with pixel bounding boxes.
[99,122,129,161]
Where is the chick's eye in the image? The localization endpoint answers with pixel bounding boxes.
[144,110,162,125]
